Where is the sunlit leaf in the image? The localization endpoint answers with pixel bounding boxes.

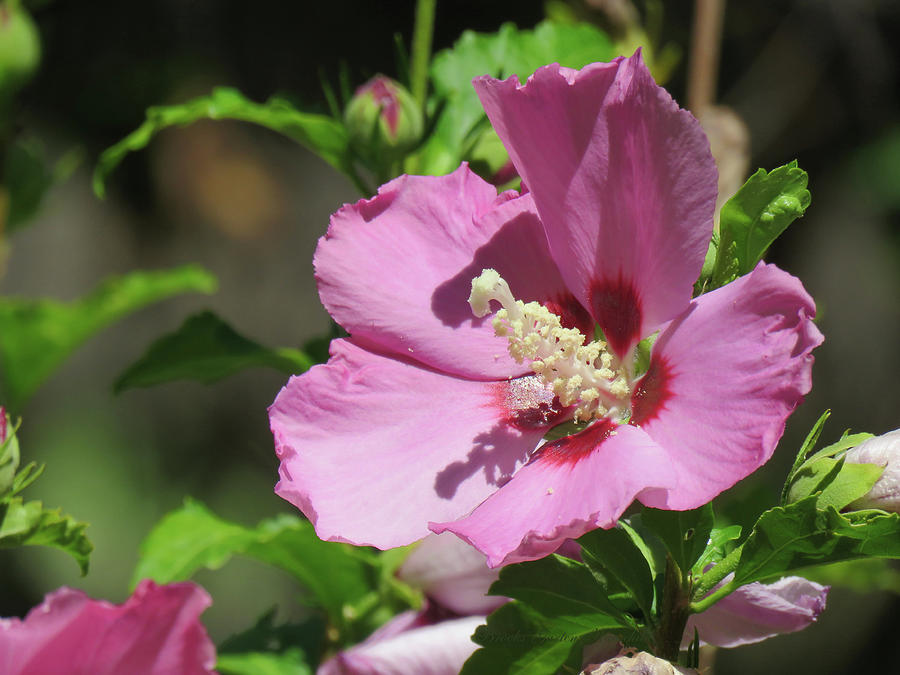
[711,161,810,288]
[115,311,312,392]
[94,87,349,198]
[419,21,616,176]
[216,649,312,675]
[786,457,883,511]
[0,265,217,409]
[133,499,376,629]
[732,497,900,587]
[0,496,92,574]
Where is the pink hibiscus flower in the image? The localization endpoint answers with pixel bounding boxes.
[0,580,216,674]
[269,52,822,567]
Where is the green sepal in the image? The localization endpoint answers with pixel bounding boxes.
[93,87,350,198]
[0,265,217,410]
[786,456,883,511]
[114,311,312,392]
[710,161,810,288]
[782,410,875,506]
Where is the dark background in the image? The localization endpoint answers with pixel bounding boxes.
[2,1,899,672]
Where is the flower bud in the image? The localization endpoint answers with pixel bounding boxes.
[582,650,698,675]
[344,75,423,168]
[844,429,900,511]
[0,3,41,99]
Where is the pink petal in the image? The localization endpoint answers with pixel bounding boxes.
[397,533,504,615]
[0,580,215,675]
[269,339,558,550]
[633,263,823,511]
[684,576,829,648]
[318,612,483,675]
[432,422,677,567]
[315,165,588,380]
[474,52,717,357]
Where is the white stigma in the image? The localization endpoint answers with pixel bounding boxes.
[469,269,631,422]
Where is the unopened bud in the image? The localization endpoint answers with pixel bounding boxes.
[582,650,698,675]
[844,429,900,512]
[0,3,41,99]
[344,75,423,167]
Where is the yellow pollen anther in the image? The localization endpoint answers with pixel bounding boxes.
[469,268,632,422]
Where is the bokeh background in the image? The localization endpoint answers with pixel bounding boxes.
[1,1,899,672]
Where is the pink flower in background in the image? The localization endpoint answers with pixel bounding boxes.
[0,580,216,674]
[397,533,504,616]
[318,609,483,675]
[269,52,822,567]
[684,575,829,648]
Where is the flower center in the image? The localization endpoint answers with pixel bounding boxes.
[470,269,632,422]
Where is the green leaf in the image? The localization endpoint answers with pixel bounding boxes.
[218,610,325,668]
[462,603,589,675]
[578,526,656,621]
[419,21,616,175]
[641,504,714,574]
[733,497,900,587]
[711,161,810,288]
[464,554,639,674]
[490,554,630,627]
[133,499,376,630]
[216,649,311,675]
[114,311,312,392]
[0,496,92,574]
[94,87,349,198]
[0,265,216,410]
[786,457,883,511]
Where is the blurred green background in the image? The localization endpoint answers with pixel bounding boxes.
[1,1,899,673]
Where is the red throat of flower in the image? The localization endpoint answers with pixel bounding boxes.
[589,276,642,357]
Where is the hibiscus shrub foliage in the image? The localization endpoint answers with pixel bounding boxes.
[2,3,899,675]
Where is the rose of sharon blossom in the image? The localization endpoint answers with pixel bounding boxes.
[318,610,483,675]
[0,580,216,674]
[685,575,829,648]
[844,429,900,512]
[269,52,822,567]
[397,533,504,615]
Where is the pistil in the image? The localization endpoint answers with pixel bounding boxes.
[470,269,631,422]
